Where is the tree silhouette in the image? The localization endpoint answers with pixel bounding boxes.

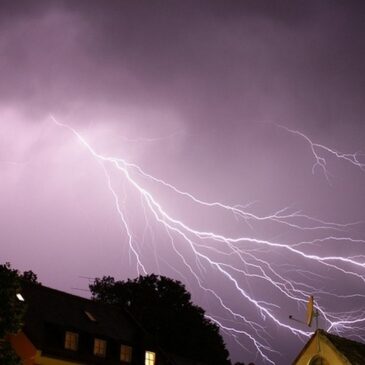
[20,270,39,284]
[0,263,40,365]
[0,263,26,365]
[90,274,230,365]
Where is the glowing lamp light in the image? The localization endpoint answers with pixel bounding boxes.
[16,293,25,302]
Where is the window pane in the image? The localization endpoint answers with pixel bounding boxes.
[94,338,107,357]
[145,351,156,365]
[65,331,78,351]
[121,344,133,362]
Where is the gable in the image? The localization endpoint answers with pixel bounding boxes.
[292,331,350,365]
[324,333,365,365]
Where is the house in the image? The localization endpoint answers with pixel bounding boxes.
[292,329,365,365]
[9,282,169,365]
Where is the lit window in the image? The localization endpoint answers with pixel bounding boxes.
[65,331,78,351]
[120,344,133,363]
[94,338,107,357]
[145,351,156,365]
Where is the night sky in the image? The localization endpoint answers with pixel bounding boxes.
[1,1,365,364]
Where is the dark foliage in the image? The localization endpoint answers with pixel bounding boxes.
[0,341,22,365]
[0,263,24,365]
[20,270,39,284]
[0,263,39,365]
[90,274,231,365]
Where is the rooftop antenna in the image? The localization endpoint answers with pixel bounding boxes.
[289,295,319,330]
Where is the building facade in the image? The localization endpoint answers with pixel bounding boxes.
[292,329,365,365]
[9,283,163,365]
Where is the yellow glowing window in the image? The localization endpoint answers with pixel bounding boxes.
[120,344,133,362]
[64,331,78,351]
[94,338,107,357]
[145,351,156,365]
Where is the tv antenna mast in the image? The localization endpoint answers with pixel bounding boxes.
[289,295,319,329]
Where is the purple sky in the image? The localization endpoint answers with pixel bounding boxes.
[1,1,365,364]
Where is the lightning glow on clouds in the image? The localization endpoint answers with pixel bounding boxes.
[1,2,365,364]
[50,115,365,365]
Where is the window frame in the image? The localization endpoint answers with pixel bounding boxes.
[120,344,133,363]
[64,331,79,351]
[145,350,156,365]
[93,338,107,357]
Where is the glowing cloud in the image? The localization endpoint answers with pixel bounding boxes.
[50,115,365,364]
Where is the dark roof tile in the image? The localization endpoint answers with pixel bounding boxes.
[322,330,365,365]
[21,282,139,348]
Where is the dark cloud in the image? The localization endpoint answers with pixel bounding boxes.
[1,0,364,129]
[1,1,365,364]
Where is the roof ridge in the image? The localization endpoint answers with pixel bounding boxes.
[21,282,123,310]
[323,330,365,347]
[22,281,92,301]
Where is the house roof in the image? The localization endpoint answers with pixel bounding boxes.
[20,282,139,349]
[292,329,365,365]
[18,283,200,365]
[323,330,365,365]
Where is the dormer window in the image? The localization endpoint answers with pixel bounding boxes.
[120,344,133,363]
[94,338,107,357]
[65,331,79,351]
[85,310,96,322]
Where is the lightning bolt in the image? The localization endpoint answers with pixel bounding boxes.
[277,124,365,182]
[50,116,365,364]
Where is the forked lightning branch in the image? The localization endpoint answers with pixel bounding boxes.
[51,116,365,365]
